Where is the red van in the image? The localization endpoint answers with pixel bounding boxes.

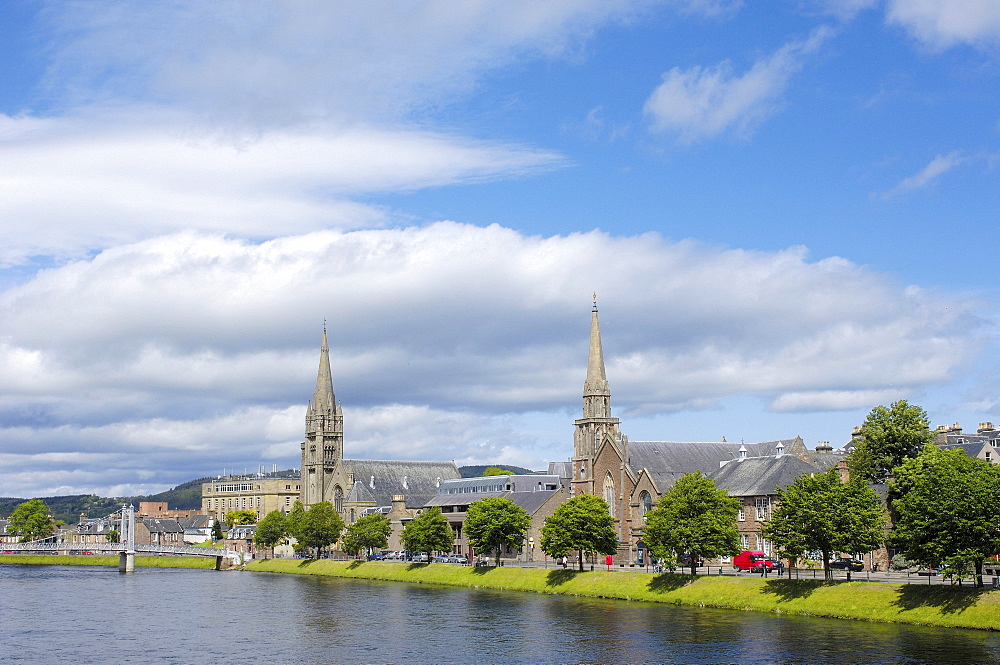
[733,550,774,572]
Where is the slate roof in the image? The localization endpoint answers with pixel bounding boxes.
[142,518,184,534]
[547,461,573,484]
[422,489,560,516]
[709,454,822,497]
[343,459,461,509]
[627,439,800,491]
[177,515,213,529]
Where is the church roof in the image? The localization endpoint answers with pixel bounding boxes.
[627,439,798,491]
[343,459,461,508]
[709,454,821,497]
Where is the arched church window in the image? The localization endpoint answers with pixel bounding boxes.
[604,473,616,518]
[639,491,652,517]
[334,486,344,514]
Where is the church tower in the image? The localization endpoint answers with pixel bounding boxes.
[572,296,622,496]
[301,326,344,507]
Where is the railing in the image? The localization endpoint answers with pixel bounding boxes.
[1,541,240,559]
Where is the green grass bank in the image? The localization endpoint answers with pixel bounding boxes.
[248,559,1000,631]
[0,554,219,569]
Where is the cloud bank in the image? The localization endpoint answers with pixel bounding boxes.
[0,224,982,496]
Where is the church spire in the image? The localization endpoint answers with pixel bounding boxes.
[310,322,336,415]
[583,293,610,417]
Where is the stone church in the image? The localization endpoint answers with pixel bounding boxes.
[300,328,461,535]
[570,299,843,565]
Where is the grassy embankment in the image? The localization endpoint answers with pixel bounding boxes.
[0,554,218,569]
[248,558,1000,631]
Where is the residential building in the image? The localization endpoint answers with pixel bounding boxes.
[201,470,302,522]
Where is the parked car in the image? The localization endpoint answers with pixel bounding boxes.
[447,554,469,565]
[432,554,450,563]
[828,557,864,572]
[411,552,429,562]
[733,550,774,572]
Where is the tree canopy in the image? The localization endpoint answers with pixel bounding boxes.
[291,502,345,556]
[482,467,514,476]
[761,468,884,579]
[464,497,531,565]
[342,513,392,557]
[848,400,934,484]
[253,510,288,558]
[400,507,454,557]
[891,446,1000,587]
[541,494,617,571]
[643,471,741,575]
[7,499,56,542]
[224,509,259,527]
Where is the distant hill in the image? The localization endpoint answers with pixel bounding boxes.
[0,472,296,525]
[459,464,536,478]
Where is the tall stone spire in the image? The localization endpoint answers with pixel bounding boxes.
[301,324,344,507]
[309,324,336,416]
[572,295,621,496]
[582,293,610,419]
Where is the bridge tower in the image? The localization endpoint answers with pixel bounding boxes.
[119,503,136,573]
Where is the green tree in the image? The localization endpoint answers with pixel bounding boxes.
[761,469,885,580]
[465,497,531,565]
[891,446,1000,587]
[224,509,258,527]
[286,500,307,553]
[211,518,225,542]
[296,502,345,557]
[106,529,120,544]
[342,513,392,558]
[7,499,56,542]
[643,471,741,575]
[541,494,617,571]
[253,510,288,559]
[400,507,454,558]
[848,400,934,484]
[482,466,514,476]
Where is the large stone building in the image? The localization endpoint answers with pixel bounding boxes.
[423,474,568,562]
[572,300,846,565]
[300,328,461,527]
[201,470,302,522]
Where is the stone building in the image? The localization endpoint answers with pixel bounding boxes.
[570,300,846,565]
[299,328,461,531]
[422,474,568,562]
[201,470,302,522]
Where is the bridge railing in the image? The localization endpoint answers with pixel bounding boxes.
[2,541,239,559]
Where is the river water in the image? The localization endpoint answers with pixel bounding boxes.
[3,564,1000,664]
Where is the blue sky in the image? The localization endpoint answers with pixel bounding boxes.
[0,0,998,498]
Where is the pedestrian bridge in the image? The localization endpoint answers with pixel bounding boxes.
[3,504,242,571]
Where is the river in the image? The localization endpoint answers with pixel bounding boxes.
[3,564,1000,664]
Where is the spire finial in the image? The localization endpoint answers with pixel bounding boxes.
[592,292,597,312]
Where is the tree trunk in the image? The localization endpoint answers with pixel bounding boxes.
[578,550,584,572]
[823,551,833,581]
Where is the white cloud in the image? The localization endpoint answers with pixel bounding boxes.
[878,151,964,199]
[0,113,563,265]
[0,224,985,495]
[644,26,833,142]
[39,1,656,128]
[885,0,1000,51]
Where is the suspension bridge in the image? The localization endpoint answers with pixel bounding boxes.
[4,504,242,572]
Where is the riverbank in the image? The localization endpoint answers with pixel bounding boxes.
[0,554,218,569]
[247,558,1000,631]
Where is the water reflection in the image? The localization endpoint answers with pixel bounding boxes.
[2,565,1000,665]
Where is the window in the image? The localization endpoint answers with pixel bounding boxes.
[334,486,344,514]
[738,505,745,522]
[740,533,750,549]
[755,497,770,521]
[639,491,652,517]
[759,536,772,555]
[603,474,616,518]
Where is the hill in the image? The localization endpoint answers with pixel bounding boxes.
[458,464,537,477]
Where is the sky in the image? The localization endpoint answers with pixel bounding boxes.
[1,0,998,499]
